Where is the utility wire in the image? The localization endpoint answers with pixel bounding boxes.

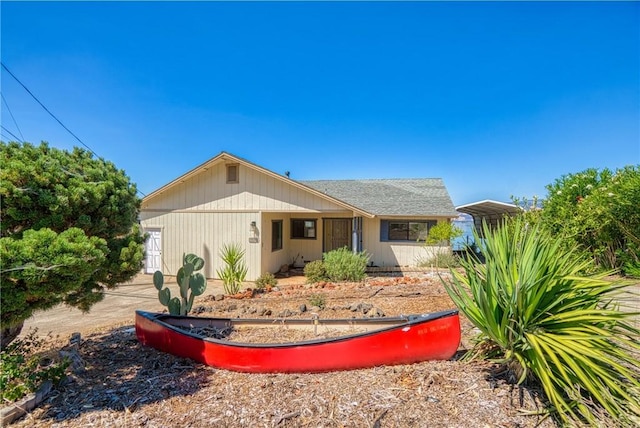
[1,125,23,142]
[1,62,147,198]
[1,93,25,141]
[1,62,99,158]
[1,131,15,141]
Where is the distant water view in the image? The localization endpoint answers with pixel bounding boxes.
[452,213,475,251]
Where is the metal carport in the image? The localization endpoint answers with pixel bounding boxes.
[456,200,522,237]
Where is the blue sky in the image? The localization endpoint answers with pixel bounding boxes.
[1,1,638,206]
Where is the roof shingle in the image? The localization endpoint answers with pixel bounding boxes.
[299,178,457,217]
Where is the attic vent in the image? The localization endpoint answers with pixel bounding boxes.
[226,164,239,184]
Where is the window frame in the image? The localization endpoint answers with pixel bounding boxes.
[290,218,317,240]
[271,220,283,251]
[380,219,437,242]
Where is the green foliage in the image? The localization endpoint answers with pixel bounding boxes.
[304,260,327,284]
[1,228,108,327]
[537,166,640,274]
[322,247,369,282]
[216,243,248,295]
[423,221,463,246]
[444,217,640,425]
[153,253,207,315]
[624,262,640,279]
[420,222,463,269]
[308,293,326,309]
[1,142,144,342]
[417,252,460,269]
[255,272,277,290]
[0,329,70,403]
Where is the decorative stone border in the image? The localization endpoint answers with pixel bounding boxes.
[365,266,443,274]
[0,380,52,426]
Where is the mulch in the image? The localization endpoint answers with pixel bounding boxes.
[7,273,556,427]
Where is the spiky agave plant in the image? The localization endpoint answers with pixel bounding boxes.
[444,217,640,426]
[216,243,248,295]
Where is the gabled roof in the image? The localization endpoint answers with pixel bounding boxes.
[143,152,458,218]
[300,179,458,217]
[142,152,373,217]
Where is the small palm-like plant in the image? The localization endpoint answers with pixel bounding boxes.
[444,217,640,425]
[217,243,248,295]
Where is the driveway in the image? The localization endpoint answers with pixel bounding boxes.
[21,274,228,338]
[21,273,307,339]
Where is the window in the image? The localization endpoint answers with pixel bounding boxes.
[291,219,316,239]
[226,164,239,184]
[272,220,283,251]
[380,220,436,242]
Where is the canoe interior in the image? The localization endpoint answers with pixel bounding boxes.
[136,309,459,348]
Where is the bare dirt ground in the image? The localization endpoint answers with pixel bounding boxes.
[8,273,562,427]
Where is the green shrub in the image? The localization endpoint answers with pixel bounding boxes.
[423,221,463,246]
[444,217,640,425]
[304,260,327,284]
[217,243,248,295]
[538,166,639,272]
[308,293,326,309]
[255,272,278,290]
[0,329,69,403]
[623,260,640,279]
[322,247,369,282]
[417,252,460,268]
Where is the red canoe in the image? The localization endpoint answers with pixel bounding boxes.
[135,309,461,373]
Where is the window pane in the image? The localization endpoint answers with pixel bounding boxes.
[305,221,315,238]
[385,220,437,241]
[272,220,283,250]
[291,220,304,238]
[409,222,428,241]
[388,222,408,240]
[291,219,316,239]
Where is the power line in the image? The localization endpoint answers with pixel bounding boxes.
[1,62,99,158]
[1,62,147,198]
[1,93,25,141]
[1,125,23,142]
[1,131,15,141]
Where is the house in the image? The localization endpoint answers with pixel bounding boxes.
[139,152,459,280]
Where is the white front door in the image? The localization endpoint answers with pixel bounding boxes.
[144,228,162,274]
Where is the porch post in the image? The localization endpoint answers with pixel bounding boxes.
[352,217,362,253]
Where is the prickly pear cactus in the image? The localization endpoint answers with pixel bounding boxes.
[153,253,207,315]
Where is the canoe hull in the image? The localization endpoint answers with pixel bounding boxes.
[135,310,461,373]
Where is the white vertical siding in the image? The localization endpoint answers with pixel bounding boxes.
[260,213,326,275]
[141,162,353,281]
[260,212,289,275]
[140,211,262,281]
[143,162,349,213]
[361,218,450,267]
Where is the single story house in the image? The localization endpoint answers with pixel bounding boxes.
[140,152,459,280]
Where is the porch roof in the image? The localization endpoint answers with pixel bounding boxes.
[299,179,458,218]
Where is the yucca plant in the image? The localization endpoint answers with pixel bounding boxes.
[444,217,640,426]
[216,243,248,295]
